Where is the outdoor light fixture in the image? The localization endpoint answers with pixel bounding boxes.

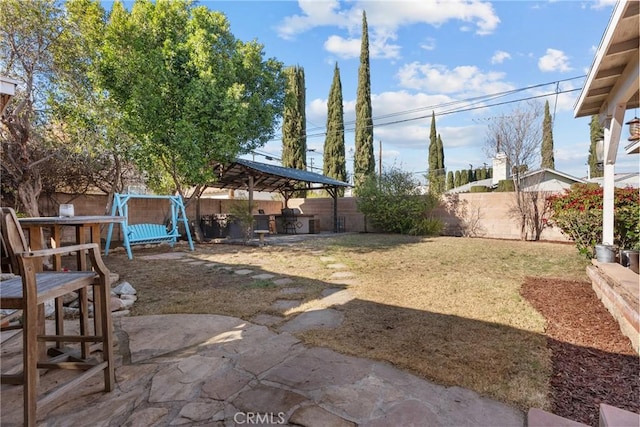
[626,117,640,141]
[595,138,605,170]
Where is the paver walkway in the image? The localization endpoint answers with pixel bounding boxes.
[1,314,524,426]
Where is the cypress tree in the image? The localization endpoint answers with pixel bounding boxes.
[323,63,347,196]
[588,114,604,178]
[454,170,461,188]
[436,133,445,193]
[428,111,438,193]
[354,11,374,190]
[282,65,307,170]
[446,170,454,191]
[541,100,555,169]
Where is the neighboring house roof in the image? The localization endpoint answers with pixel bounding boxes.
[586,172,640,188]
[445,168,585,194]
[519,168,586,192]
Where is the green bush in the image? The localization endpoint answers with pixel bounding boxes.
[470,185,490,193]
[547,184,639,257]
[356,168,443,236]
[496,180,514,192]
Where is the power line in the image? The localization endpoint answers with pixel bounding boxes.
[265,75,586,147]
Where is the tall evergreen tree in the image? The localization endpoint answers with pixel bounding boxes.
[588,114,604,178]
[428,111,438,193]
[454,170,461,188]
[282,65,306,170]
[354,11,374,190]
[323,63,347,196]
[446,170,454,191]
[427,114,446,194]
[436,133,445,192]
[541,100,555,169]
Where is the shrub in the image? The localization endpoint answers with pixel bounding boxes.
[546,184,639,257]
[357,168,442,236]
[470,185,490,193]
[496,180,514,192]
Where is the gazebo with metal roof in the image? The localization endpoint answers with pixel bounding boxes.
[210,158,351,232]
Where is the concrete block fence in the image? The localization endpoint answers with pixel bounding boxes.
[36,192,569,244]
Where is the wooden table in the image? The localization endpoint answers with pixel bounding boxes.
[18,215,124,356]
[19,215,125,271]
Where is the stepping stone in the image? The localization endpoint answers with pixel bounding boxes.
[251,314,284,326]
[234,269,253,275]
[252,273,276,280]
[281,287,305,295]
[186,260,206,265]
[272,300,302,310]
[278,308,344,333]
[318,290,354,306]
[326,263,348,269]
[319,256,336,263]
[329,271,355,279]
[273,278,295,286]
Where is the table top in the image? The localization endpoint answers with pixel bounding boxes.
[19,216,125,226]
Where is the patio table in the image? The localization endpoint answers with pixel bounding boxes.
[19,215,125,271]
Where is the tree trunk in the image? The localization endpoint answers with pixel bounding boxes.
[17,179,42,217]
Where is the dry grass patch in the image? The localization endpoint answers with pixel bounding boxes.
[103,234,589,411]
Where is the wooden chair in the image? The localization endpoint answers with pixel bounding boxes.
[0,207,114,427]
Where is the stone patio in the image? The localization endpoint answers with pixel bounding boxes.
[0,314,525,426]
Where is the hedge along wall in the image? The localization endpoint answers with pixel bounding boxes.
[40,191,570,243]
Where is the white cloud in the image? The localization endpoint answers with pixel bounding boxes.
[277,0,501,58]
[590,0,617,10]
[420,37,436,51]
[491,50,511,64]
[324,36,361,59]
[396,62,514,95]
[324,29,401,60]
[538,48,572,72]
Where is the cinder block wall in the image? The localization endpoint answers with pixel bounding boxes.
[39,192,569,243]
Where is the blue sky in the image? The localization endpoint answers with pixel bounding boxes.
[202,0,639,182]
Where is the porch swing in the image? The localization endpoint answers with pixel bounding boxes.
[105,193,194,259]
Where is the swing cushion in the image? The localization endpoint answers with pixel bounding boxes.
[127,223,179,245]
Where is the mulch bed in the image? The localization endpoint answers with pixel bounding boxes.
[521,277,639,426]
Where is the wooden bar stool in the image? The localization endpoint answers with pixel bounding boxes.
[0,207,115,427]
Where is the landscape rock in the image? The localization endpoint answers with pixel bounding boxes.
[113,281,137,295]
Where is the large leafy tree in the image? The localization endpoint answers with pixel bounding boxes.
[281,65,306,170]
[323,63,347,196]
[98,0,286,198]
[354,10,374,191]
[541,100,555,169]
[588,114,604,178]
[53,0,142,207]
[0,0,71,215]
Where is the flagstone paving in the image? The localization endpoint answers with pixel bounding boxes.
[1,314,524,426]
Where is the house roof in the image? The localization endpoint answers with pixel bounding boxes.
[574,0,639,118]
[520,168,586,184]
[210,158,351,192]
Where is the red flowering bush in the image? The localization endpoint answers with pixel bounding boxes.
[547,183,639,258]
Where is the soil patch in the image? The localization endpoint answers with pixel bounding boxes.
[521,277,639,426]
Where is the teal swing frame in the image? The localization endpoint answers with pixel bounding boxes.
[105,193,194,259]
